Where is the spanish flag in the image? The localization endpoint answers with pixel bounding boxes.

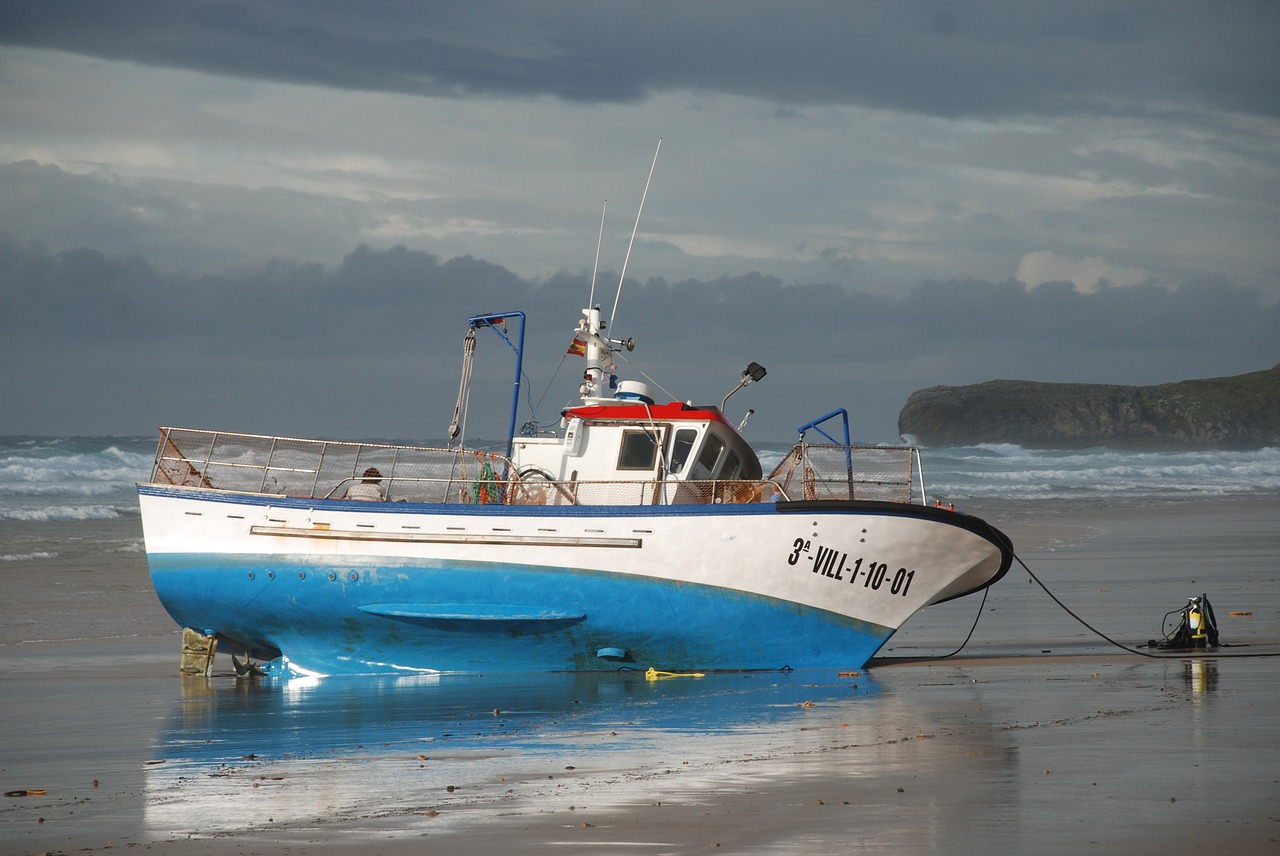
[566,336,587,356]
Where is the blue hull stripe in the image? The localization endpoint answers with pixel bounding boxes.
[147,551,894,675]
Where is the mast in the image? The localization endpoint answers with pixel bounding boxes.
[576,306,616,404]
[577,140,660,406]
[608,138,662,333]
[587,200,606,312]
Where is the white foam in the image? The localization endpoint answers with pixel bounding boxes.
[921,444,1280,501]
[0,504,122,522]
[2,436,1278,512]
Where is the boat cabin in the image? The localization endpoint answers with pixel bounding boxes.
[510,396,762,493]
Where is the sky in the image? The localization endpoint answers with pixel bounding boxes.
[1,1,1278,444]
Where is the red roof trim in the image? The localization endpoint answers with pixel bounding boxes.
[564,401,732,426]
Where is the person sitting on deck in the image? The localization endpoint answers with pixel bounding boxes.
[345,467,385,501]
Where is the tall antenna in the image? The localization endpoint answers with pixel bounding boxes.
[608,138,662,331]
[587,199,607,310]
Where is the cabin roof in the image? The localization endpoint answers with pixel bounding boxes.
[563,401,733,426]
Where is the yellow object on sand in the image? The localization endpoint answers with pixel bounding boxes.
[644,667,706,681]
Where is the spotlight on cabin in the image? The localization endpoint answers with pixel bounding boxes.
[722,361,768,412]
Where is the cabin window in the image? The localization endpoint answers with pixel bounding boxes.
[718,448,742,480]
[617,430,661,471]
[694,433,725,478]
[668,428,699,474]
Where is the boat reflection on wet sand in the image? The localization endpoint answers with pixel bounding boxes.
[141,667,1019,845]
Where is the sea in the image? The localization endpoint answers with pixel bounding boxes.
[4,434,1279,528]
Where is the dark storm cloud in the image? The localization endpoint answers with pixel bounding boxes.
[4,1,1278,119]
[3,237,1275,440]
[0,161,368,273]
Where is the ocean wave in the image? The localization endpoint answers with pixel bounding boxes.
[0,439,153,509]
[0,480,124,498]
[921,444,1280,500]
[0,504,123,522]
[0,551,59,562]
[2,435,1278,509]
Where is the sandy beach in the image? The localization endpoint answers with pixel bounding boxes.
[3,496,1278,855]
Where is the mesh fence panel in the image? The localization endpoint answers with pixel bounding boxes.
[768,443,916,503]
[150,430,917,507]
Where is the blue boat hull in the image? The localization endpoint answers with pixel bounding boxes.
[147,550,895,674]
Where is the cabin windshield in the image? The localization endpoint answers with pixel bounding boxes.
[683,423,762,482]
[691,433,725,479]
[668,427,699,474]
[720,448,743,480]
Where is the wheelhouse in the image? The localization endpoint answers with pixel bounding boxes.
[509,400,761,486]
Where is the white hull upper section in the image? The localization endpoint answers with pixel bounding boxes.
[139,485,1008,634]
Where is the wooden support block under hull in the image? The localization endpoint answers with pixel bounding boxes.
[179,627,218,677]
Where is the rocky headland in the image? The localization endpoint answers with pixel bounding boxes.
[897,364,1280,450]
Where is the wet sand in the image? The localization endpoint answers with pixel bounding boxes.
[2,496,1278,854]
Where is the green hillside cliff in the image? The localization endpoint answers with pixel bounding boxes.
[897,365,1280,450]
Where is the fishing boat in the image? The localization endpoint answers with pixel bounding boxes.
[136,159,1012,677]
[136,299,1011,677]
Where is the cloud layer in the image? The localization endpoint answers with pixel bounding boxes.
[1,2,1277,440]
[4,233,1274,441]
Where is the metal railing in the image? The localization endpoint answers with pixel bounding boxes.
[766,442,919,504]
[149,428,920,507]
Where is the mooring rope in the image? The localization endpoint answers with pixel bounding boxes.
[1015,553,1280,659]
[879,551,1278,662]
